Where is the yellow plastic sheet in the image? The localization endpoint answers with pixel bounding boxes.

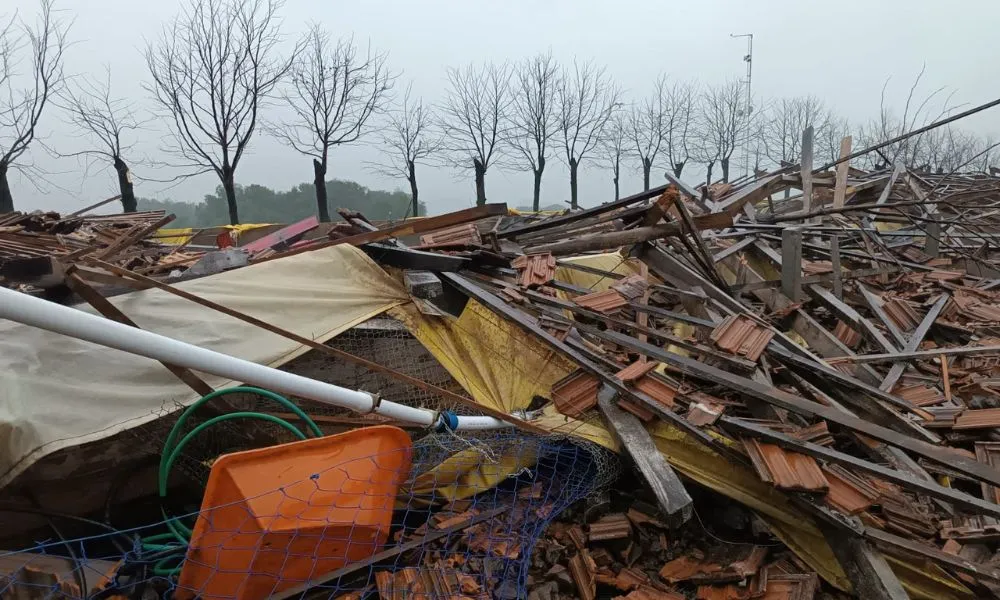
[155,223,275,245]
[395,290,971,598]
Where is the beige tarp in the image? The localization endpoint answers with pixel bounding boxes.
[0,245,409,488]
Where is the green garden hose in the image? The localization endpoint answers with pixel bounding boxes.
[142,386,323,577]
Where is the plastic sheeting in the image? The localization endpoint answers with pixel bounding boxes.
[0,245,409,488]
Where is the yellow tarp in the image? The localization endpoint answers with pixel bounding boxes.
[156,223,275,245]
[396,270,971,598]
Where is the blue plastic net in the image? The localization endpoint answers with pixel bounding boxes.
[0,430,616,600]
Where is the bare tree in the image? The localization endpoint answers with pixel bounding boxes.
[272,28,393,222]
[61,68,146,212]
[0,0,69,213]
[855,67,955,170]
[816,111,852,166]
[628,74,670,191]
[598,109,628,200]
[664,81,698,177]
[439,61,512,206]
[145,0,293,225]
[762,95,827,167]
[701,80,751,183]
[507,52,559,211]
[558,60,620,208]
[367,84,440,217]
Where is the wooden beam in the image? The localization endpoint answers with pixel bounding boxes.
[924,221,942,258]
[879,294,949,392]
[836,344,1000,364]
[832,136,853,210]
[858,285,909,349]
[865,527,1000,585]
[830,233,843,299]
[712,235,757,263]
[67,194,123,217]
[806,284,897,353]
[597,385,693,526]
[258,203,508,263]
[781,227,804,300]
[800,127,815,219]
[527,222,684,256]
[728,265,904,294]
[821,526,909,600]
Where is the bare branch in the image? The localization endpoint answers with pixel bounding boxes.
[698,79,752,183]
[365,82,441,216]
[597,108,628,200]
[506,51,559,210]
[0,0,70,212]
[438,60,512,205]
[558,59,620,208]
[144,0,293,224]
[628,74,670,191]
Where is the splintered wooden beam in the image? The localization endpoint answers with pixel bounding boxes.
[806,284,897,353]
[820,525,909,600]
[526,222,684,255]
[597,385,694,526]
[781,227,804,300]
[858,285,909,349]
[832,136,853,210]
[801,127,815,219]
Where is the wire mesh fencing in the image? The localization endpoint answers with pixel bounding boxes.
[0,429,617,600]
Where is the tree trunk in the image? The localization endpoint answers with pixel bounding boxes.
[569,158,579,210]
[672,161,685,177]
[474,158,487,206]
[532,155,545,211]
[612,157,620,201]
[705,161,715,188]
[721,157,730,182]
[642,158,652,191]
[221,166,239,225]
[313,158,330,222]
[0,162,12,214]
[407,160,419,217]
[113,156,137,213]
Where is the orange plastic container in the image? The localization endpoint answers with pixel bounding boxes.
[175,426,412,600]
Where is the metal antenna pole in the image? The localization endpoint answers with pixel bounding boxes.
[730,33,754,177]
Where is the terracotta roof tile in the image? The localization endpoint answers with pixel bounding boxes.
[686,401,725,426]
[832,320,862,349]
[882,298,921,332]
[760,572,818,600]
[618,585,685,600]
[511,252,556,288]
[975,442,1000,504]
[618,398,656,422]
[550,370,599,418]
[894,384,946,407]
[574,288,628,313]
[633,373,678,410]
[954,408,1000,430]
[615,360,660,383]
[710,315,775,362]
[610,274,650,301]
[417,223,482,248]
[822,465,879,515]
[742,439,830,493]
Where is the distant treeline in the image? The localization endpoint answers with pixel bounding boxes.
[139,180,422,228]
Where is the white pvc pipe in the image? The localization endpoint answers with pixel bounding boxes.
[0,287,512,431]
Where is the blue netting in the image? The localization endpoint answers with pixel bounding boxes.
[0,430,615,600]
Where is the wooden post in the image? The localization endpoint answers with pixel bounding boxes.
[830,233,843,299]
[821,526,909,600]
[800,126,814,221]
[832,136,853,209]
[781,226,803,301]
[925,221,941,258]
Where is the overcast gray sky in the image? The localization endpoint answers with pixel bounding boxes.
[5,0,1000,215]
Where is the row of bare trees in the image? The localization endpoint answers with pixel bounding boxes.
[1,0,995,223]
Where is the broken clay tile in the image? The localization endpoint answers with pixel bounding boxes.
[822,465,879,515]
[569,553,596,600]
[710,315,775,362]
[588,513,632,541]
[941,539,963,555]
[632,373,678,409]
[574,288,629,313]
[550,369,600,418]
[659,555,717,584]
[418,223,482,248]
[761,572,818,600]
[894,384,946,407]
[512,252,557,288]
[975,442,1000,504]
[613,567,651,591]
[832,320,862,349]
[610,274,650,301]
[954,408,1000,430]
[617,585,685,600]
[618,397,656,421]
[743,439,830,493]
[686,401,724,426]
[882,297,921,332]
[695,585,753,600]
[615,360,660,383]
